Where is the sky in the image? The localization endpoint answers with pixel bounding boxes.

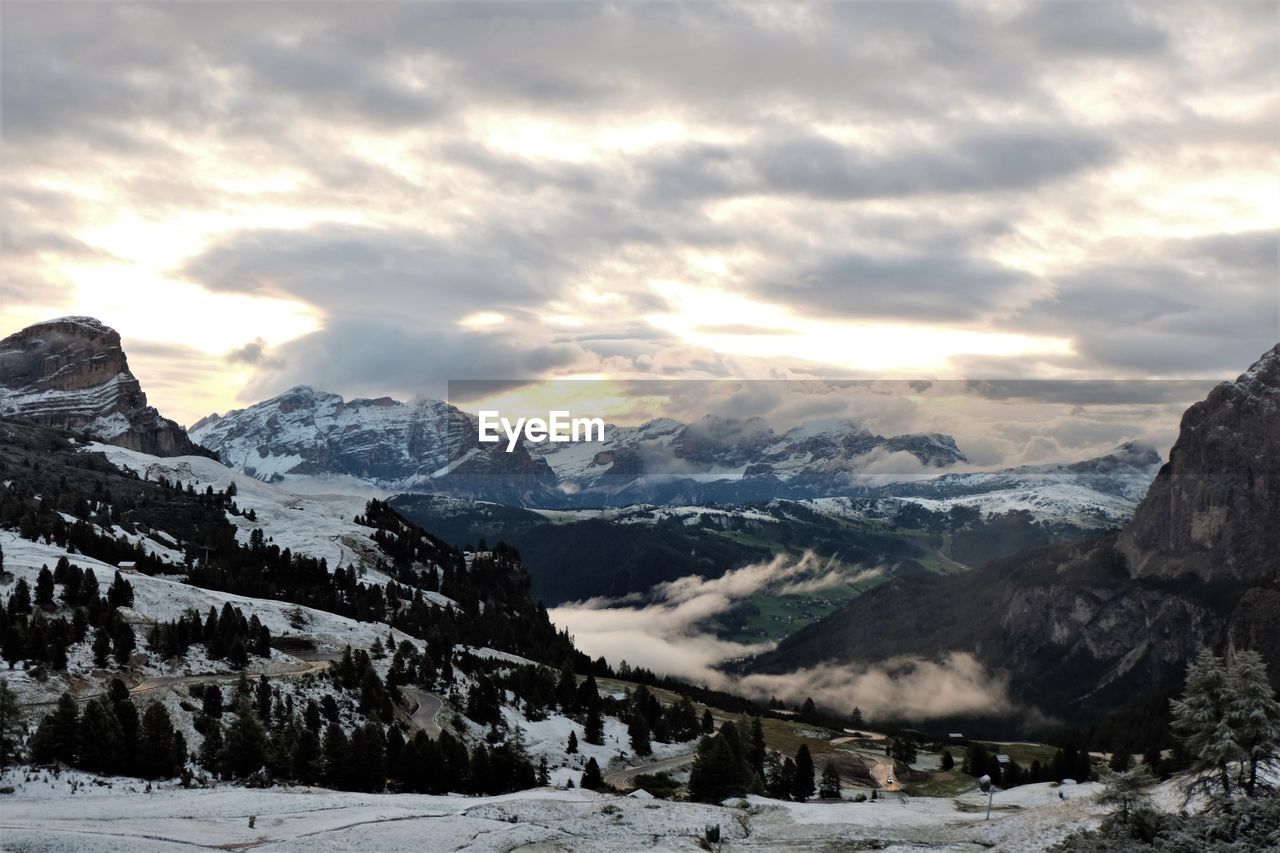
[2,1,1277,431]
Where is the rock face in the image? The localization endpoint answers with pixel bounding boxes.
[0,317,209,457]
[1119,344,1280,583]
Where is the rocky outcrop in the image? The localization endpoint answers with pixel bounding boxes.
[1119,344,1280,583]
[0,317,210,457]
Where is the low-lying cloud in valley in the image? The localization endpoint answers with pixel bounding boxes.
[550,553,1012,720]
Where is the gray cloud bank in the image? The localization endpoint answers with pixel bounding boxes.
[2,1,1275,427]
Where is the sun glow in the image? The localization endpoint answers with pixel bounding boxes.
[646,283,1074,374]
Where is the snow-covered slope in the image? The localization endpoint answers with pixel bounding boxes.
[0,767,1117,852]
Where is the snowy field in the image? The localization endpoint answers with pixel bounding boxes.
[0,767,1116,852]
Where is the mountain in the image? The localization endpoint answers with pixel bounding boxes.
[394,439,1159,609]
[0,316,209,457]
[191,387,967,506]
[1119,343,1279,583]
[746,343,1280,717]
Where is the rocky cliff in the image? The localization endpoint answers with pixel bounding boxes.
[1119,344,1279,583]
[0,317,209,457]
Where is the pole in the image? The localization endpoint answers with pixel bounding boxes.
[986,787,993,820]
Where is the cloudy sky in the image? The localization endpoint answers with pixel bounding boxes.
[2,1,1276,428]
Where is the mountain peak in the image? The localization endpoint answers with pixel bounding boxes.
[0,316,209,457]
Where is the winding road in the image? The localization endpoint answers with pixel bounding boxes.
[401,687,445,738]
[603,751,696,789]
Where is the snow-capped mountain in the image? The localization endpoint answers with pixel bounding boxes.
[863,440,1163,527]
[0,316,209,457]
[191,386,967,506]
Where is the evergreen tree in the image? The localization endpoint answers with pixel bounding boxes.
[1096,765,1155,823]
[349,720,387,792]
[6,578,31,618]
[35,567,55,610]
[1171,649,1245,801]
[792,744,816,801]
[0,679,24,766]
[1225,650,1280,797]
[767,755,796,800]
[31,693,79,765]
[138,702,184,779]
[688,730,755,802]
[850,706,864,728]
[701,708,715,734]
[566,730,578,754]
[941,749,955,771]
[220,698,268,780]
[628,713,652,756]
[819,761,841,799]
[199,722,224,774]
[584,705,604,745]
[202,684,224,719]
[580,757,604,790]
[291,727,322,785]
[322,722,351,789]
[78,698,125,774]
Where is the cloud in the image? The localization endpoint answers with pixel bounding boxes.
[225,337,283,369]
[551,553,1010,719]
[2,0,1276,427]
[645,127,1115,204]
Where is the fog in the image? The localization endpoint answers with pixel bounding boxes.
[550,553,1010,720]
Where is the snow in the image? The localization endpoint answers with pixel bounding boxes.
[90,444,456,606]
[0,531,424,706]
[0,767,1126,852]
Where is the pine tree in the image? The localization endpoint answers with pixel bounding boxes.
[31,693,79,765]
[138,702,182,779]
[940,749,955,771]
[35,567,55,610]
[0,679,23,766]
[220,698,268,780]
[199,722,224,774]
[819,761,841,799]
[349,720,387,792]
[584,705,604,746]
[580,757,603,790]
[566,730,578,754]
[6,578,31,618]
[1097,765,1154,822]
[628,713,652,756]
[792,744,816,801]
[78,698,125,774]
[850,706,864,728]
[202,684,224,719]
[1170,649,1244,801]
[322,722,350,789]
[701,708,715,734]
[1225,650,1280,798]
